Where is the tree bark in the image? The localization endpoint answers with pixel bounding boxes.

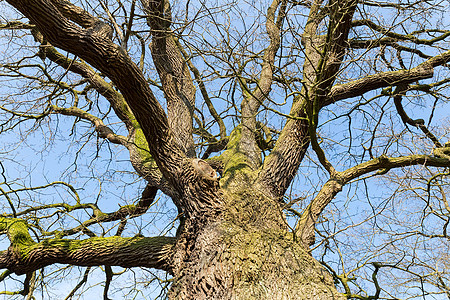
[3,0,450,299]
[0,217,175,274]
[168,190,346,300]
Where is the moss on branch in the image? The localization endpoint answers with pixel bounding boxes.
[0,217,175,275]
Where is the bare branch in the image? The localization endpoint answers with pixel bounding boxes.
[6,0,186,186]
[392,85,442,148]
[325,50,450,105]
[237,0,287,170]
[50,105,129,146]
[352,19,450,46]
[177,38,227,141]
[32,31,136,129]
[0,217,175,274]
[143,0,196,157]
[257,0,358,200]
[297,152,450,246]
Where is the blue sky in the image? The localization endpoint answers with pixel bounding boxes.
[1,0,450,298]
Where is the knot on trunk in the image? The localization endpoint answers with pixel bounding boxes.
[177,159,222,220]
[192,159,218,181]
[86,21,113,40]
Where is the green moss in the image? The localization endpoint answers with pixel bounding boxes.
[0,217,35,246]
[217,222,333,297]
[220,188,286,233]
[94,211,108,219]
[25,236,133,256]
[131,126,158,167]
[219,126,257,190]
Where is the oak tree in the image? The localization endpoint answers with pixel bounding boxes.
[0,0,449,298]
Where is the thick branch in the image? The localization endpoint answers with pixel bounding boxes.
[341,153,450,183]
[6,0,186,187]
[0,21,35,29]
[296,179,343,246]
[0,217,175,274]
[256,110,310,200]
[257,0,357,200]
[297,152,450,246]
[49,0,99,28]
[326,50,450,105]
[143,0,196,157]
[237,0,287,170]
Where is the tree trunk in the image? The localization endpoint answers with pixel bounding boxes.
[168,189,345,300]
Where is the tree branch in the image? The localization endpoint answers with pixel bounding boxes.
[61,185,158,237]
[297,152,450,246]
[34,37,136,129]
[50,105,129,146]
[326,50,450,105]
[142,0,196,157]
[237,0,287,170]
[392,85,442,148]
[177,39,227,141]
[349,38,432,59]
[6,0,186,188]
[28,32,177,198]
[257,0,358,200]
[49,0,100,28]
[0,217,175,275]
[352,19,450,46]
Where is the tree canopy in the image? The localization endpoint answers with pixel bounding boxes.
[0,0,449,299]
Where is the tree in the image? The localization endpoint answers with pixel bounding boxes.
[0,0,449,298]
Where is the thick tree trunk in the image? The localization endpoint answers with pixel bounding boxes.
[2,0,450,299]
[168,190,345,300]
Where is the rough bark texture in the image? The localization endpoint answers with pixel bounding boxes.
[0,218,175,274]
[144,0,196,157]
[168,189,346,300]
[2,0,450,299]
[171,224,344,299]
